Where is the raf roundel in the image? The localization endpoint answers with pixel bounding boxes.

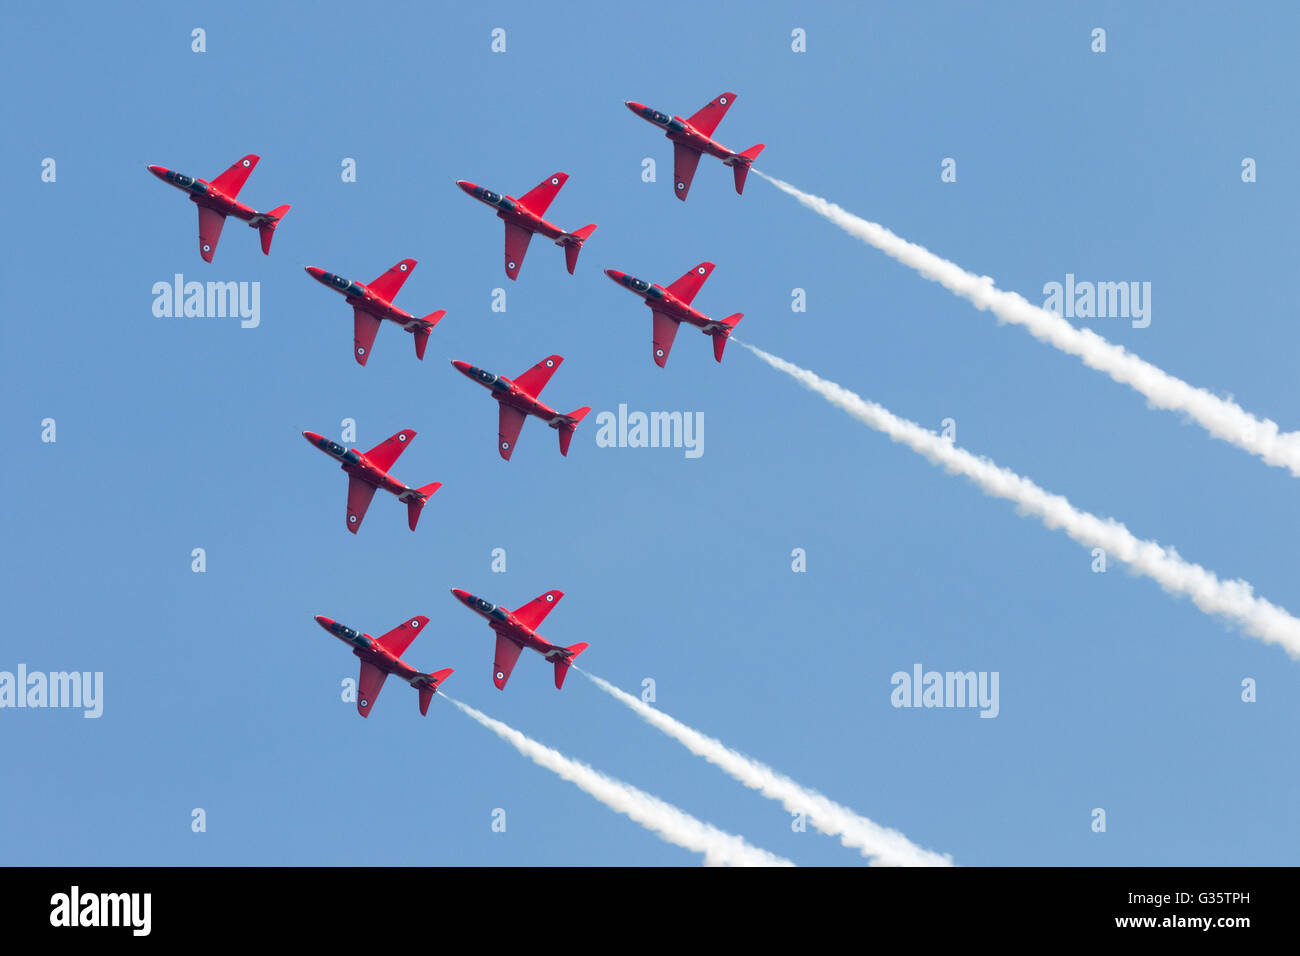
[719,96,728,105]
[398,433,407,442]
[410,619,420,628]
[675,182,685,191]
[495,671,505,681]
[545,593,555,602]
[242,158,251,167]
[545,359,554,368]
[202,243,211,253]
[360,698,369,708]
[501,441,510,450]
[357,346,366,356]
[348,514,358,524]
[550,177,559,185]
[655,348,665,358]
[697,266,706,275]
[507,260,517,270]
[399,262,408,272]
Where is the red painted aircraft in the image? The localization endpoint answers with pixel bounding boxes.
[450,588,588,691]
[302,429,441,533]
[455,173,597,280]
[147,155,290,262]
[624,93,764,200]
[451,356,591,460]
[314,613,453,718]
[605,262,742,367]
[305,259,446,366]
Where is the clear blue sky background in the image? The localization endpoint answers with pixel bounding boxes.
[3,1,1297,865]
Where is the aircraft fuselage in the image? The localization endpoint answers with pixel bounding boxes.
[302,431,405,496]
[147,165,268,224]
[314,616,421,682]
[624,103,735,162]
[456,181,566,241]
[304,267,418,327]
[450,361,566,425]
[603,269,722,333]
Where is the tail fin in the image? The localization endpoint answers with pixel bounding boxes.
[406,481,442,531]
[712,313,743,362]
[418,668,454,715]
[560,224,597,275]
[731,145,764,194]
[258,203,291,254]
[554,644,588,690]
[412,310,446,360]
[557,406,591,457]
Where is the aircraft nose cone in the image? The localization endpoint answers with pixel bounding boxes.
[304,266,326,281]
[455,180,476,195]
[604,269,625,283]
[624,101,644,113]
[302,430,323,444]
[450,588,470,603]
[313,615,334,630]
[147,164,168,180]
[450,360,471,375]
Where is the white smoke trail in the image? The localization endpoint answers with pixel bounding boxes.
[444,696,794,867]
[737,341,1300,658]
[580,670,952,866]
[754,169,1300,477]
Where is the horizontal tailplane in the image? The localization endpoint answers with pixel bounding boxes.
[257,203,291,254]
[418,668,454,715]
[554,643,589,689]
[731,145,764,194]
[560,224,598,275]
[556,406,591,456]
[713,313,743,362]
[406,481,443,531]
[413,310,446,360]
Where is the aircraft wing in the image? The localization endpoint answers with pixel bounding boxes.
[503,222,534,280]
[492,633,526,690]
[353,308,383,365]
[512,355,563,398]
[665,262,715,305]
[346,476,378,533]
[375,615,429,658]
[209,154,260,199]
[512,590,564,632]
[363,428,416,472]
[685,93,736,138]
[197,206,227,262]
[366,258,417,302]
[518,172,568,217]
[651,310,681,368]
[357,660,388,717]
[498,404,527,460]
[672,143,703,201]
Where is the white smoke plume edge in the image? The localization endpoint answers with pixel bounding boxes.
[736,341,1300,659]
[579,670,953,866]
[754,169,1300,478]
[444,695,794,867]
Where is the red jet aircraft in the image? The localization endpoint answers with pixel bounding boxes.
[450,588,588,691]
[305,259,446,366]
[605,262,742,367]
[455,173,597,280]
[302,429,441,533]
[624,93,764,200]
[314,614,453,718]
[147,154,290,262]
[451,356,591,460]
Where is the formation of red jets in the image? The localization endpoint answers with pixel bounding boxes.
[149,93,763,716]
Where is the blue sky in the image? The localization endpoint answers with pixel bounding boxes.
[3,1,1298,865]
